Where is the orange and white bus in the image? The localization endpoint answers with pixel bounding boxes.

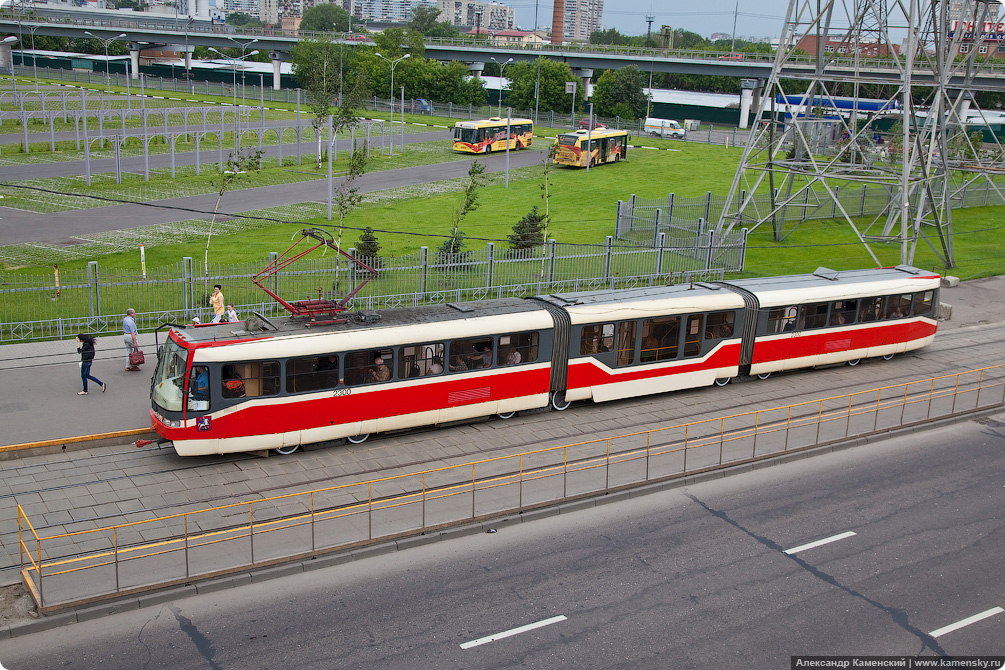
[553,128,629,168]
[453,117,534,154]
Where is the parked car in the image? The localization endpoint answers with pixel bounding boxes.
[577,118,608,130]
[718,53,743,61]
[413,98,433,113]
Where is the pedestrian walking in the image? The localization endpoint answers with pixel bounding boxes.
[123,308,141,371]
[76,333,106,396]
[211,285,226,323]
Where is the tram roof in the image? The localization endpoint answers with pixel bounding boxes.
[722,266,941,306]
[176,297,549,345]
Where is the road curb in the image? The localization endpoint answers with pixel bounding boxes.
[0,428,156,459]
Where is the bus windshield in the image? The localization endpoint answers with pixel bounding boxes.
[557,134,579,146]
[455,127,478,143]
[152,337,189,412]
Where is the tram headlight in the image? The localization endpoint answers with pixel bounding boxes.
[153,411,183,429]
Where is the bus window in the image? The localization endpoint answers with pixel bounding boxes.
[580,323,613,355]
[858,297,883,322]
[641,317,680,362]
[616,321,636,366]
[498,332,539,366]
[684,315,703,357]
[286,355,338,394]
[705,311,735,339]
[767,306,797,333]
[913,290,934,316]
[803,303,829,329]
[399,343,444,378]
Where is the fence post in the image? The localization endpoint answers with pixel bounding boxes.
[738,228,748,272]
[656,232,666,274]
[653,208,661,247]
[87,260,100,320]
[832,185,838,217]
[615,199,624,238]
[984,178,990,205]
[604,236,614,284]
[183,257,194,317]
[802,187,809,222]
[705,228,715,270]
[485,242,495,288]
[705,191,712,222]
[667,192,674,224]
[548,239,557,285]
[268,252,279,304]
[420,246,428,295]
[861,185,867,217]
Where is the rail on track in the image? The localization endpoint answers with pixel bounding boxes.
[18,363,1005,613]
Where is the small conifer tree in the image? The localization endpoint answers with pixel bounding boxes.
[508,206,547,250]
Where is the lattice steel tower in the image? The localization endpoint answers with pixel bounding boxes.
[716,0,1005,268]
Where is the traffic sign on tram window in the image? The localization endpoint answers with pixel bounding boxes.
[566,82,577,94]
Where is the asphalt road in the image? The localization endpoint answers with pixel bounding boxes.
[2,417,1002,668]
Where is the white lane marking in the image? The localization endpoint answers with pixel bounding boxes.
[929,607,1004,638]
[460,615,567,649]
[783,531,857,555]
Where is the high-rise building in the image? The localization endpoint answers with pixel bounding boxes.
[562,0,603,42]
[261,0,414,25]
[436,0,514,30]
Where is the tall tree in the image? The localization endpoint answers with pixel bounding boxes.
[439,161,485,258]
[300,3,351,32]
[592,65,648,120]
[504,59,584,114]
[292,37,367,168]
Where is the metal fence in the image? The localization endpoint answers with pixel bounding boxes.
[616,179,1005,244]
[0,237,742,343]
[18,363,1005,613]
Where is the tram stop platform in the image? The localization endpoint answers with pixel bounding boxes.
[1,274,1003,455]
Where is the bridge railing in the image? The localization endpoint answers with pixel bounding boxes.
[18,363,1005,613]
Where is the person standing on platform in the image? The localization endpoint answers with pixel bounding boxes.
[76,333,106,395]
[211,285,226,323]
[123,308,140,371]
[226,304,239,323]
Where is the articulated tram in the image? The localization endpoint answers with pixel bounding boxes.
[150,266,941,456]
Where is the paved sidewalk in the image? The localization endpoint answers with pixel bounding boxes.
[0,275,1000,451]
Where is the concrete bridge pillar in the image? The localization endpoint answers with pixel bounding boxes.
[129,47,140,80]
[270,51,284,90]
[0,44,12,72]
[468,61,484,79]
[739,78,760,129]
[572,68,593,98]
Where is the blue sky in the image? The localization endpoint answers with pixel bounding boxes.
[507,0,788,39]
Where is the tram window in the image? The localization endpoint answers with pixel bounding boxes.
[767,306,797,333]
[803,303,829,329]
[859,297,883,322]
[345,349,392,386]
[616,321,636,367]
[684,315,703,357]
[398,343,444,378]
[187,365,210,410]
[641,317,680,362]
[286,355,339,394]
[227,361,280,397]
[913,290,934,316]
[830,300,858,326]
[449,337,493,371]
[885,295,911,319]
[498,332,539,366]
[580,323,613,355]
[705,311,735,339]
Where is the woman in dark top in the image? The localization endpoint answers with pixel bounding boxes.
[76,333,106,395]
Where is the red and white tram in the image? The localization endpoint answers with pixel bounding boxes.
[150,266,941,456]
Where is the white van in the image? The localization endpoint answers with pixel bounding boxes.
[644,117,685,139]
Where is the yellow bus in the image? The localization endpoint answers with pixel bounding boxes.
[453,117,534,154]
[553,128,629,168]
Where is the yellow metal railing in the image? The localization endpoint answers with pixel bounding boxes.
[19,364,1005,612]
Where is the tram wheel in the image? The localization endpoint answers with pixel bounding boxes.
[882,353,895,361]
[846,359,861,367]
[714,377,732,387]
[550,391,571,411]
[274,444,300,455]
[496,411,517,419]
[756,372,771,380]
[346,433,370,444]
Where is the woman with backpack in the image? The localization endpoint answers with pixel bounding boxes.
[76,333,107,396]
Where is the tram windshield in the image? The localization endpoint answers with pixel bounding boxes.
[152,338,189,412]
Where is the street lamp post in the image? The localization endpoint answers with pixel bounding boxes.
[27,24,42,92]
[374,52,409,155]
[489,56,512,118]
[84,32,127,93]
[228,37,259,107]
[209,47,259,152]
